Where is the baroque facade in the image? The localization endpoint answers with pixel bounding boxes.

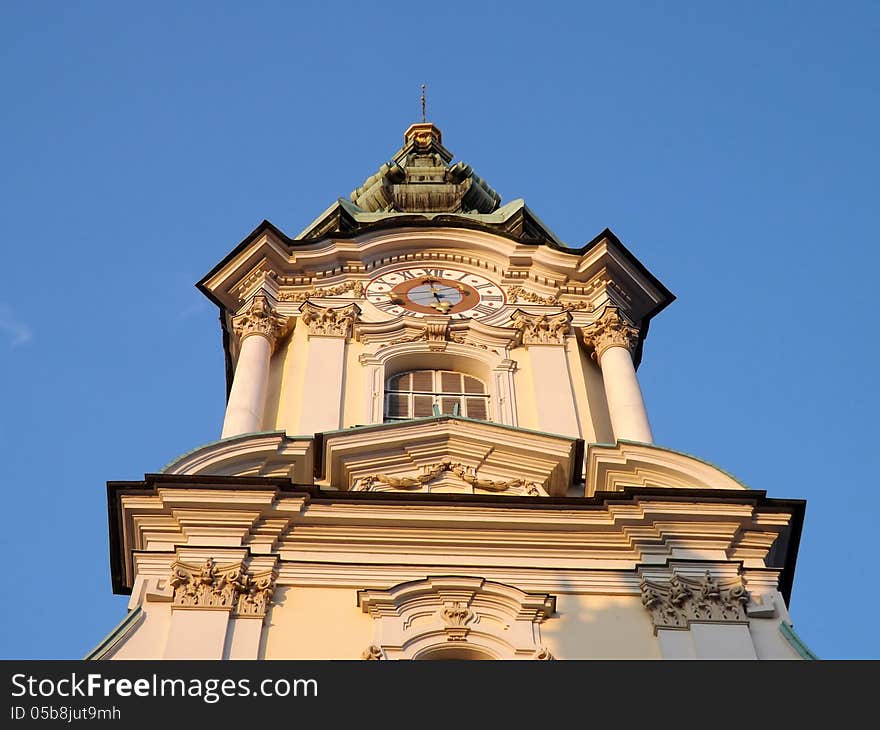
[91,122,813,660]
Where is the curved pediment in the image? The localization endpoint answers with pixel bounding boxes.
[161,431,314,482]
[585,441,748,495]
[318,416,580,497]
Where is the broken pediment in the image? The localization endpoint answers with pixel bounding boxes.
[317,416,580,497]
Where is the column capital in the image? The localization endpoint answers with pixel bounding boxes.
[300,301,360,338]
[580,306,640,360]
[169,557,277,619]
[510,309,571,346]
[232,294,291,349]
[639,571,750,633]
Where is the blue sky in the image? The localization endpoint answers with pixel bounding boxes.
[1,1,877,659]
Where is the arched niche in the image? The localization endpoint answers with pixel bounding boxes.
[357,576,555,661]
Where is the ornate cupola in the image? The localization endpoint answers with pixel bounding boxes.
[349,122,500,214]
[97,121,812,662]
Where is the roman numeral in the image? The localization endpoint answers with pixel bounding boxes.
[473,303,498,316]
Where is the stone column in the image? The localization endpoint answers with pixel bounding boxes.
[221,295,290,439]
[297,302,359,434]
[581,306,653,444]
[511,310,580,438]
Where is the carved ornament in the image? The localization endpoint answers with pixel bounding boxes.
[375,321,496,354]
[299,301,360,338]
[362,645,384,660]
[352,461,545,495]
[510,309,572,345]
[640,571,750,632]
[232,295,291,348]
[580,306,639,360]
[169,558,277,618]
[279,280,364,302]
[533,647,555,660]
[441,601,475,642]
[507,286,592,312]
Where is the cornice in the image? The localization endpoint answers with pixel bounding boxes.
[108,475,804,605]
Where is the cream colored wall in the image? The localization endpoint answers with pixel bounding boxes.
[263,586,375,659]
[580,344,614,443]
[271,324,310,435]
[111,581,799,660]
[540,594,661,659]
[341,339,366,428]
[566,339,598,443]
[750,618,804,659]
[109,603,170,660]
[509,348,539,430]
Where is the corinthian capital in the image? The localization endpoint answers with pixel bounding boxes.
[510,309,571,345]
[169,558,277,618]
[300,302,360,338]
[580,306,639,359]
[232,294,291,348]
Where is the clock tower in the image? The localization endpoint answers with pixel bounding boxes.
[93,121,813,660]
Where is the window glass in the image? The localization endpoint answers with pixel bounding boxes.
[385,370,489,422]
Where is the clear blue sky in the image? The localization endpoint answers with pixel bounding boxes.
[1,1,877,659]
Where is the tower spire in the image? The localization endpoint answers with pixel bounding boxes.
[420,83,426,123]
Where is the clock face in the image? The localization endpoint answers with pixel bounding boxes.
[365,267,506,319]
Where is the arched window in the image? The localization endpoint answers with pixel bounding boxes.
[385,370,489,422]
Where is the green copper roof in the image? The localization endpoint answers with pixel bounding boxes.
[295,122,566,247]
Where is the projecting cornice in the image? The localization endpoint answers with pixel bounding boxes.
[107,475,805,606]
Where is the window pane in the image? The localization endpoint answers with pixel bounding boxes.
[389,373,409,391]
[387,393,408,418]
[465,398,488,420]
[385,370,490,422]
[440,371,462,393]
[413,395,434,418]
[411,370,433,392]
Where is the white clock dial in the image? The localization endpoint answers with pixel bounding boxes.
[365,267,505,319]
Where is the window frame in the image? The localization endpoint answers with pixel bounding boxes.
[384,369,490,422]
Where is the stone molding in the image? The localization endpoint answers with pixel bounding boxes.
[358,576,556,660]
[580,306,639,360]
[510,309,572,345]
[169,558,277,618]
[640,571,750,632]
[351,460,546,496]
[231,294,291,348]
[299,301,360,338]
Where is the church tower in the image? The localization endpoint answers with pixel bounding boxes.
[92,122,812,660]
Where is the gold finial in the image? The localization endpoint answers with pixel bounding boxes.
[420,83,426,123]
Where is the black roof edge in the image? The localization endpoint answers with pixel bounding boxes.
[108,475,805,604]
